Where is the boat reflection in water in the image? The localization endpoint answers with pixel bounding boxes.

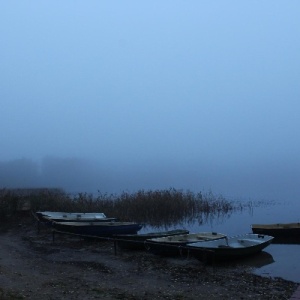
[211,250,275,269]
[236,251,275,269]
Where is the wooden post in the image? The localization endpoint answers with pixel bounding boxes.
[114,240,117,255]
[37,221,40,234]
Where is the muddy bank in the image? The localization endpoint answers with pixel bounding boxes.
[0,221,298,300]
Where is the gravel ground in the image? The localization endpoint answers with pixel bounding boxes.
[0,221,298,300]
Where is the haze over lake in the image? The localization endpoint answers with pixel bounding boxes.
[1,2,299,203]
[1,156,299,203]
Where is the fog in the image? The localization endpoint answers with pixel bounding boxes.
[1,157,299,202]
[1,2,300,201]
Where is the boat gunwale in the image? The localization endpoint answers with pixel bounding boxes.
[186,233,274,250]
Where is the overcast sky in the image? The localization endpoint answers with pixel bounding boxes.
[1,2,299,200]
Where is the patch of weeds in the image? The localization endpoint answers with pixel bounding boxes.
[0,288,25,300]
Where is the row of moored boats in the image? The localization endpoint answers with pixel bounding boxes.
[34,211,299,263]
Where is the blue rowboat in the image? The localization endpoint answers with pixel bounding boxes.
[52,221,143,237]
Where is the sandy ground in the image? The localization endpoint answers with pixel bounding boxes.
[0,220,298,300]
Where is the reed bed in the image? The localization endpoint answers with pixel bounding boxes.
[0,188,251,227]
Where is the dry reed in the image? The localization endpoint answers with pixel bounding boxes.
[0,188,251,226]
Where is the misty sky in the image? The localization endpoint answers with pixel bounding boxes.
[1,2,300,200]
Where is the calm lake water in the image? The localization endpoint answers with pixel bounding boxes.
[141,198,300,283]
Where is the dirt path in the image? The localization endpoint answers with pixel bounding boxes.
[0,222,298,299]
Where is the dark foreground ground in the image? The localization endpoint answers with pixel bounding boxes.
[0,220,298,300]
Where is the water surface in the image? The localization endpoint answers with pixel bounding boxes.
[142,199,300,283]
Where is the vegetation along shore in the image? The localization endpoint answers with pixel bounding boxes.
[0,188,298,299]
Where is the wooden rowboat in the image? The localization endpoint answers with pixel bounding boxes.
[252,223,300,237]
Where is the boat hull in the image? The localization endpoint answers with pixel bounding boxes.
[252,223,300,238]
[186,233,274,262]
[52,221,143,237]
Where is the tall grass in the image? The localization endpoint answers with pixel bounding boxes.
[0,188,251,227]
[0,190,19,221]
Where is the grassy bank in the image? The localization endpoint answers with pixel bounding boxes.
[0,188,251,227]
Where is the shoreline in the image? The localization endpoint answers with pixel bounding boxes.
[0,221,298,299]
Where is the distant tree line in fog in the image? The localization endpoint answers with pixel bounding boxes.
[0,158,40,187]
[0,157,107,193]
